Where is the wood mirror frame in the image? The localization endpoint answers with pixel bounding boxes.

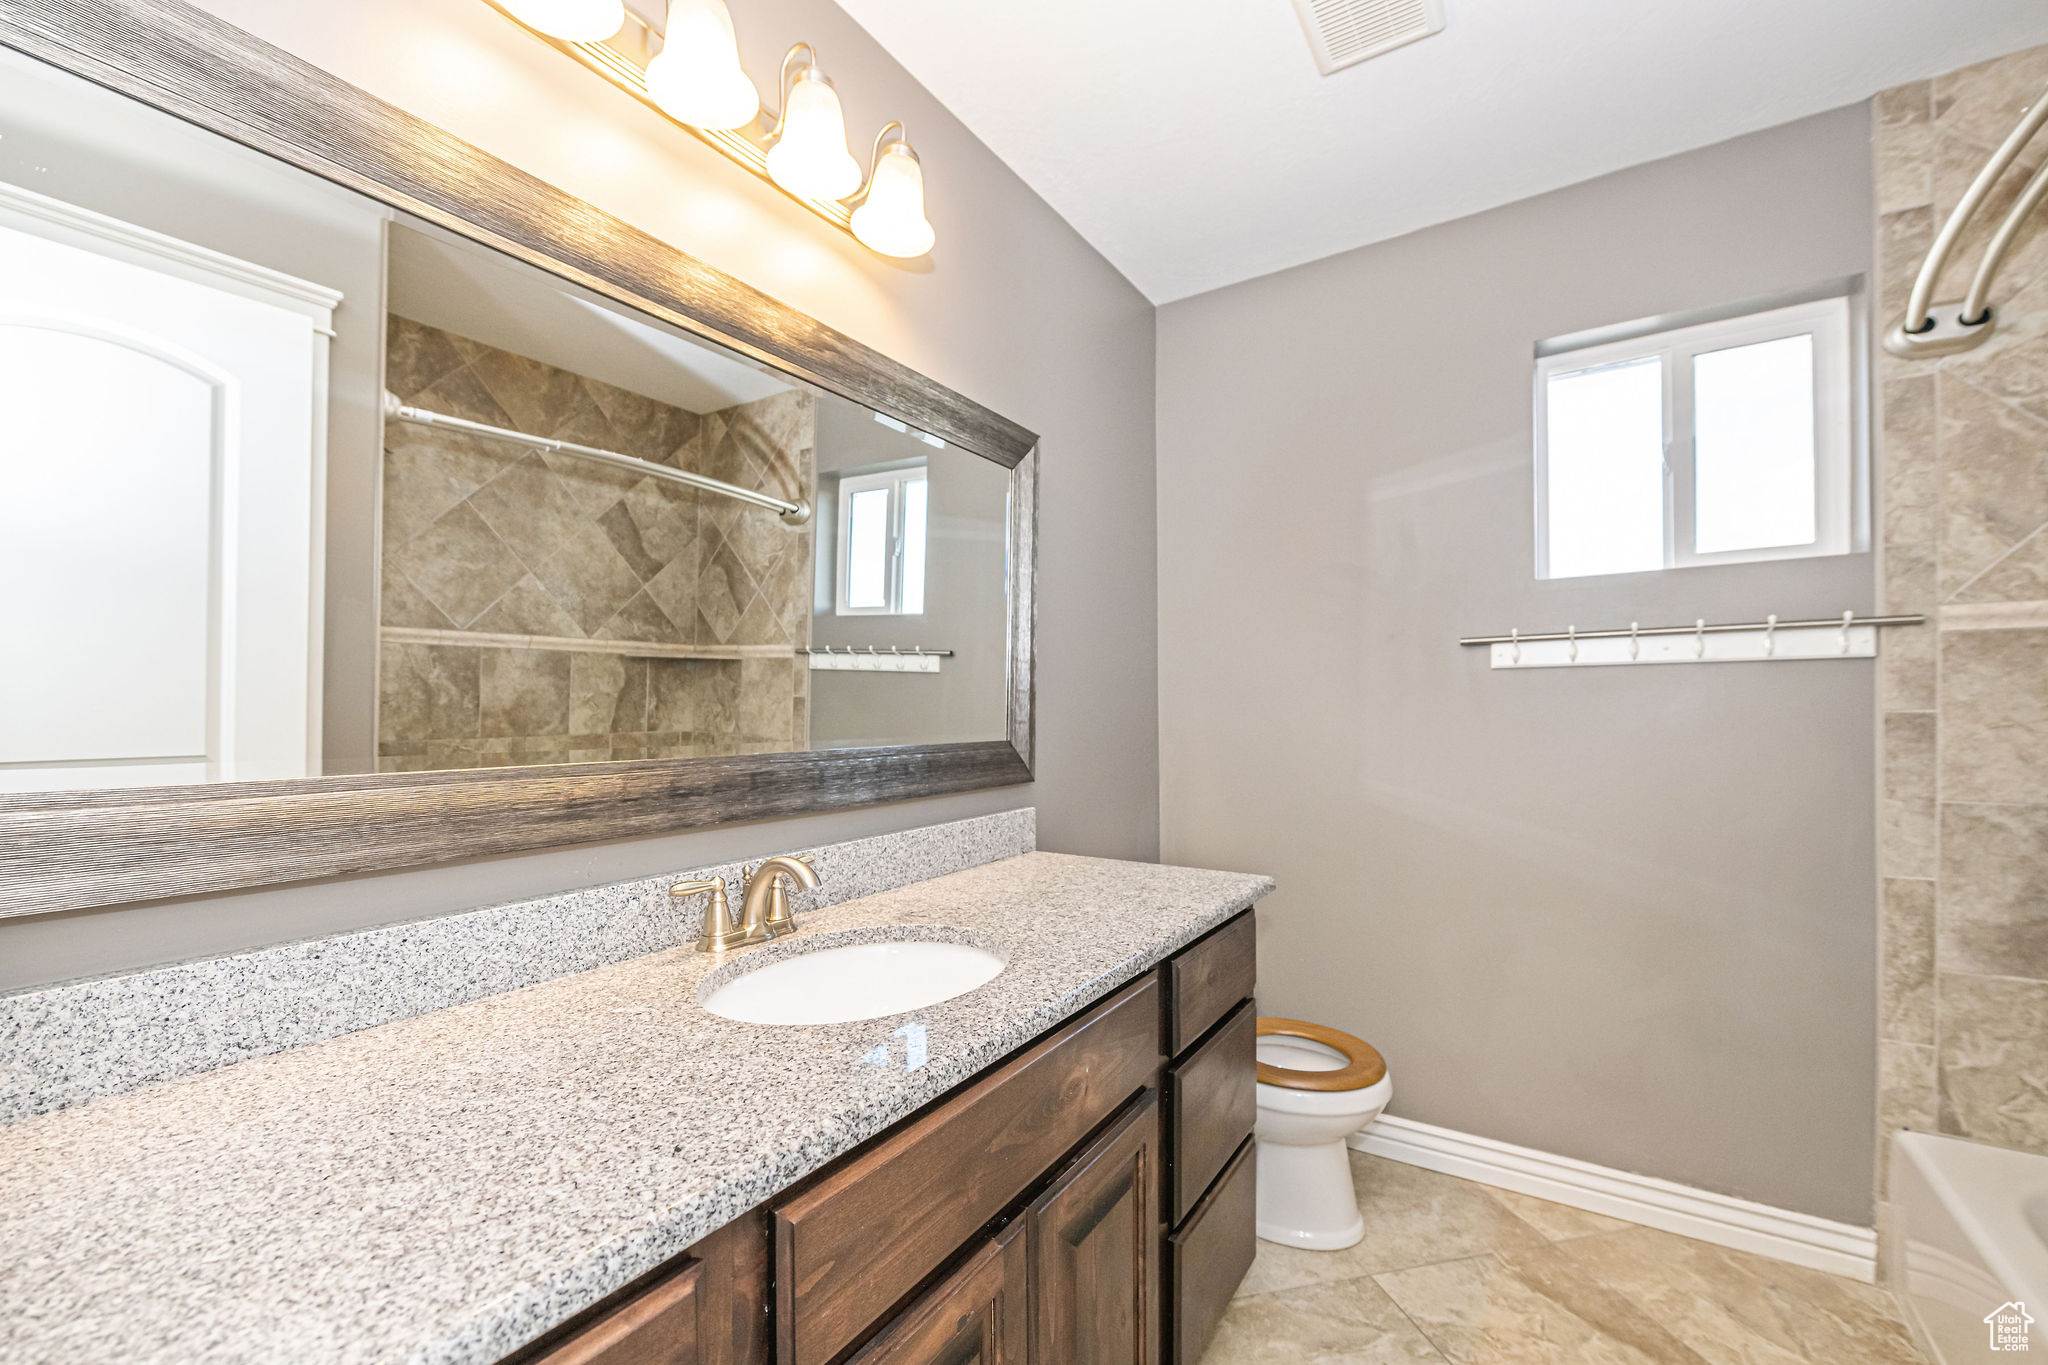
[0,0,1038,918]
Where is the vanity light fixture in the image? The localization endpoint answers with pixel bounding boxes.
[851,124,935,260]
[642,0,758,130]
[764,45,862,201]
[484,0,937,258]
[499,0,625,42]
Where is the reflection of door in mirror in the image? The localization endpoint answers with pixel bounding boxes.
[0,185,335,792]
[376,224,816,772]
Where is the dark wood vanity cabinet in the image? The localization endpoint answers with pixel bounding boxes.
[514,912,1257,1365]
[1161,916,1259,1365]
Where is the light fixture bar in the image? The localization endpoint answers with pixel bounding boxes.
[482,0,856,232]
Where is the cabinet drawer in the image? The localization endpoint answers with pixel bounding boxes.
[845,1222,1028,1365]
[533,1259,702,1365]
[1166,912,1255,1057]
[774,974,1163,1365]
[1167,999,1256,1226]
[1167,1136,1256,1365]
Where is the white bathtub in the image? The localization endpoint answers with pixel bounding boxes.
[1890,1131,2048,1362]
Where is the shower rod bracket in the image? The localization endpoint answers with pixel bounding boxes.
[1884,302,1994,360]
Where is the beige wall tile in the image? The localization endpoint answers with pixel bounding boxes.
[1938,971,2048,1152]
[1941,629,2048,802]
[1880,375,1939,550]
[1878,592,1937,710]
[1883,711,1936,799]
[389,502,529,628]
[1873,85,1934,216]
[1880,794,1938,880]
[478,648,571,739]
[1880,877,1936,1045]
[1940,803,2048,978]
[1938,376,2048,599]
[1877,1040,1938,1199]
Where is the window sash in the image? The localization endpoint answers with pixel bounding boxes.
[1532,295,1856,579]
[835,465,927,616]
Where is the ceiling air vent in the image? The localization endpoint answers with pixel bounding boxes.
[1290,0,1446,74]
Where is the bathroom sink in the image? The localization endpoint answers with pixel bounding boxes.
[700,939,1006,1026]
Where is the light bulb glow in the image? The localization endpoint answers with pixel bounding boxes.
[851,142,935,258]
[500,0,624,41]
[644,0,759,130]
[766,69,862,201]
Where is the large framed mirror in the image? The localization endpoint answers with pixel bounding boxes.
[0,0,1036,916]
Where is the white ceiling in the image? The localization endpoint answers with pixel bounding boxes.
[832,0,2048,303]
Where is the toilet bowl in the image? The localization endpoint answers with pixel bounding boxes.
[1254,1018,1392,1250]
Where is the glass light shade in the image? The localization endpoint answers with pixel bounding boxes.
[644,0,759,130]
[500,0,624,41]
[766,70,862,201]
[851,142,935,258]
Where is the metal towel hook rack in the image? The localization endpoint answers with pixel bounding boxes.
[1886,83,2048,359]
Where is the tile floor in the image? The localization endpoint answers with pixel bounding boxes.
[1201,1151,1927,1365]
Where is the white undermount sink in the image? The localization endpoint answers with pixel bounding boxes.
[699,939,1006,1026]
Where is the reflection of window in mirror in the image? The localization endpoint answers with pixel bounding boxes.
[836,464,928,616]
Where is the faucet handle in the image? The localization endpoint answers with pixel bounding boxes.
[671,876,741,953]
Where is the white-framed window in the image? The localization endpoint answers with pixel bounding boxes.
[836,463,927,615]
[1533,294,1859,580]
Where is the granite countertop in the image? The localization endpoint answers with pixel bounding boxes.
[0,852,1271,1365]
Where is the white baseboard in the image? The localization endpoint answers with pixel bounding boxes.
[1350,1114,1877,1283]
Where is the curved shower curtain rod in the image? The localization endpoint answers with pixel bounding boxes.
[1887,83,2048,359]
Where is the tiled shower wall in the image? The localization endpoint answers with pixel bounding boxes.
[1874,42,2048,1238]
[377,318,815,770]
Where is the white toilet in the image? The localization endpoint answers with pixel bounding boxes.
[1253,1018,1392,1250]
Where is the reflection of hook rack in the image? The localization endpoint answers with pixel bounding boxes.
[1460,611,1924,670]
[800,645,953,673]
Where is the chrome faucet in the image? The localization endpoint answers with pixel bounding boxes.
[671,854,820,953]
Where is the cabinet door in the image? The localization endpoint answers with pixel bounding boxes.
[1028,1090,1162,1365]
[846,1222,1028,1365]
[532,1261,701,1365]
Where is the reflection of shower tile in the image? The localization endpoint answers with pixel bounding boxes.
[425,739,484,770]
[468,454,587,573]
[410,364,515,430]
[570,654,647,734]
[727,593,788,646]
[738,656,794,737]
[530,521,644,636]
[698,537,758,644]
[647,660,695,732]
[391,502,528,628]
[381,426,518,550]
[467,345,583,436]
[691,659,741,735]
[379,643,479,747]
[468,574,585,638]
[792,696,808,746]
[642,555,700,645]
[584,378,701,465]
[379,568,454,631]
[620,478,699,568]
[479,648,571,738]
[385,315,475,400]
[599,498,666,582]
[597,590,680,644]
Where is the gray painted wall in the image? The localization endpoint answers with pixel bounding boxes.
[0,0,1159,991]
[1157,107,1879,1223]
[810,397,1011,748]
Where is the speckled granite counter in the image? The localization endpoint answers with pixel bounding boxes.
[0,852,1270,1365]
